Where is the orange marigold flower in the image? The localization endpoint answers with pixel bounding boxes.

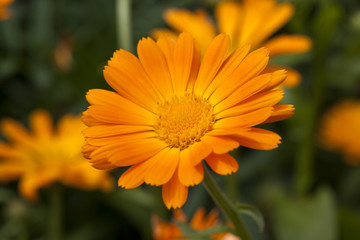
[320,100,360,165]
[82,32,294,209]
[0,0,14,20]
[0,110,114,201]
[152,0,312,88]
[152,208,240,240]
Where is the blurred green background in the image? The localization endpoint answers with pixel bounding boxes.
[1,0,360,239]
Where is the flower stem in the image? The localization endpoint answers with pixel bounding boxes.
[116,0,133,52]
[202,165,251,240]
[48,186,62,240]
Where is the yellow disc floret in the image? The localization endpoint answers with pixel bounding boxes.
[155,93,214,150]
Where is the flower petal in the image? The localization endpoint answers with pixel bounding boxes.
[162,168,189,209]
[86,92,156,126]
[144,148,180,186]
[263,34,312,56]
[118,163,148,189]
[188,141,213,166]
[178,148,204,186]
[83,125,152,138]
[104,50,161,109]
[205,153,239,175]
[201,135,239,155]
[107,137,168,167]
[194,33,230,96]
[137,37,174,99]
[216,89,284,119]
[213,73,272,113]
[29,110,53,139]
[209,48,269,105]
[264,104,295,123]
[164,8,216,53]
[233,128,281,150]
[214,107,272,130]
[215,1,242,46]
[172,32,195,94]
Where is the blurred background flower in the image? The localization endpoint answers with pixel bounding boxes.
[152,0,312,88]
[0,110,113,200]
[0,0,13,20]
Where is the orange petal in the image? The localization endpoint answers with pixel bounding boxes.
[172,32,195,94]
[19,170,58,201]
[29,110,53,139]
[82,110,103,127]
[205,153,239,175]
[118,162,149,189]
[151,28,178,41]
[215,0,242,48]
[238,0,294,47]
[263,34,312,56]
[213,107,272,130]
[156,35,176,84]
[194,33,230,96]
[83,125,152,138]
[162,168,189,209]
[188,141,213,166]
[0,163,24,182]
[85,131,156,146]
[137,37,174,99]
[164,8,216,53]
[203,44,251,99]
[283,68,301,88]
[144,148,180,186]
[0,142,23,158]
[264,104,295,123]
[216,89,284,119]
[213,73,272,113]
[178,148,204,186]
[209,47,269,105]
[201,135,239,155]
[107,137,168,167]
[233,128,281,150]
[104,50,161,110]
[86,96,155,126]
[0,118,32,145]
[190,208,206,229]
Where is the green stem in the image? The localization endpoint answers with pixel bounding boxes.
[202,165,251,240]
[116,0,133,52]
[48,186,62,240]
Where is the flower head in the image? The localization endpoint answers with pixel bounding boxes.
[152,208,240,240]
[83,32,294,208]
[152,0,312,88]
[320,100,360,165]
[0,0,14,20]
[0,110,114,201]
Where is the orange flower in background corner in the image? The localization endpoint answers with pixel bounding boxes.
[0,110,114,201]
[82,32,294,209]
[320,100,360,165]
[152,208,240,240]
[0,0,14,20]
[152,0,312,88]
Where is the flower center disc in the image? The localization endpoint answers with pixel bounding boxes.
[155,93,214,150]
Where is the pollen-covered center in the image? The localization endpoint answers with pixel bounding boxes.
[155,93,215,150]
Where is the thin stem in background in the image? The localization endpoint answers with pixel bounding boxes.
[202,164,251,240]
[116,0,133,52]
[48,186,62,240]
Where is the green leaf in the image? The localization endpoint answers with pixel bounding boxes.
[338,207,360,240]
[273,187,337,240]
[236,203,265,232]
